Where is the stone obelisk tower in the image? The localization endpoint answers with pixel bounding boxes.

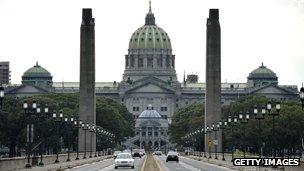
[205,9,222,153]
[78,8,96,153]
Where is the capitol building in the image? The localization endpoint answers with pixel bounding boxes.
[5,5,298,124]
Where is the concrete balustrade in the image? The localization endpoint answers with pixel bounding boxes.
[0,152,110,171]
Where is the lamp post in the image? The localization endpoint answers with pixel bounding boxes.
[64,117,73,162]
[82,123,88,159]
[23,100,37,168]
[53,110,63,163]
[89,125,94,158]
[94,127,98,157]
[300,85,304,110]
[36,104,49,166]
[219,120,227,161]
[212,123,220,159]
[267,101,281,158]
[73,119,82,160]
[254,105,266,158]
[206,125,212,158]
[0,85,4,109]
[239,111,249,158]
[228,115,238,161]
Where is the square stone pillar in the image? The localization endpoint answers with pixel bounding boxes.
[78,8,96,153]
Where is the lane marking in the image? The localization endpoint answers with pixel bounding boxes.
[180,161,201,171]
[98,164,115,171]
[153,155,164,171]
[180,156,236,171]
[140,155,148,171]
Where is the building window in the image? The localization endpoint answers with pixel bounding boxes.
[148,132,152,136]
[157,58,162,67]
[161,107,167,111]
[138,58,143,68]
[147,57,153,68]
[154,132,158,137]
[176,104,178,108]
[133,107,139,111]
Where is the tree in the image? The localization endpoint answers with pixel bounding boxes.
[0,93,135,157]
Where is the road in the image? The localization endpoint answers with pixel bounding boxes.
[66,154,237,171]
[66,156,146,171]
[154,155,237,171]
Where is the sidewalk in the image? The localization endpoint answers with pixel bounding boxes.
[17,155,112,171]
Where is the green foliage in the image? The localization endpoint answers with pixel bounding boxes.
[169,95,304,156]
[169,102,204,146]
[0,93,134,156]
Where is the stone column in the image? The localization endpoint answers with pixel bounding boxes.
[78,8,96,153]
[128,55,131,68]
[205,9,222,153]
[135,56,138,69]
[162,56,166,69]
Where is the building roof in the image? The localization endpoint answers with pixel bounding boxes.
[248,63,277,79]
[23,62,51,78]
[128,3,171,50]
[138,105,161,118]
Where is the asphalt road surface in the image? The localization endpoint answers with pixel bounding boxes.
[66,156,146,171]
[154,155,237,171]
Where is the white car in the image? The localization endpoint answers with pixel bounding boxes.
[114,153,134,169]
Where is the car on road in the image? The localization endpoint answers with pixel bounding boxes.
[153,151,162,155]
[113,151,122,159]
[132,149,141,158]
[139,149,145,156]
[114,153,135,169]
[166,151,179,162]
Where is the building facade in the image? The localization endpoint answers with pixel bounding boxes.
[5,6,299,123]
[0,61,10,85]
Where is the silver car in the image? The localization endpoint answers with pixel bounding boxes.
[114,153,134,169]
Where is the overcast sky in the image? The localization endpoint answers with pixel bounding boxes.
[0,0,303,88]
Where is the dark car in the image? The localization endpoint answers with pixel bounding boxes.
[132,149,141,158]
[166,151,179,162]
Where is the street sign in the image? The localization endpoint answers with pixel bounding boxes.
[213,140,218,145]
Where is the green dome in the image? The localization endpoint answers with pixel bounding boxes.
[129,25,171,50]
[248,63,277,79]
[23,62,51,78]
[128,3,171,50]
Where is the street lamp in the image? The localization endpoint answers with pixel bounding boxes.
[239,111,249,158]
[89,125,95,158]
[213,123,220,159]
[64,117,73,162]
[300,85,304,110]
[81,123,89,159]
[228,115,238,161]
[53,110,63,163]
[206,125,212,158]
[73,119,82,160]
[254,104,266,158]
[267,101,281,157]
[0,85,4,109]
[219,120,227,161]
[23,100,37,168]
[36,104,49,166]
